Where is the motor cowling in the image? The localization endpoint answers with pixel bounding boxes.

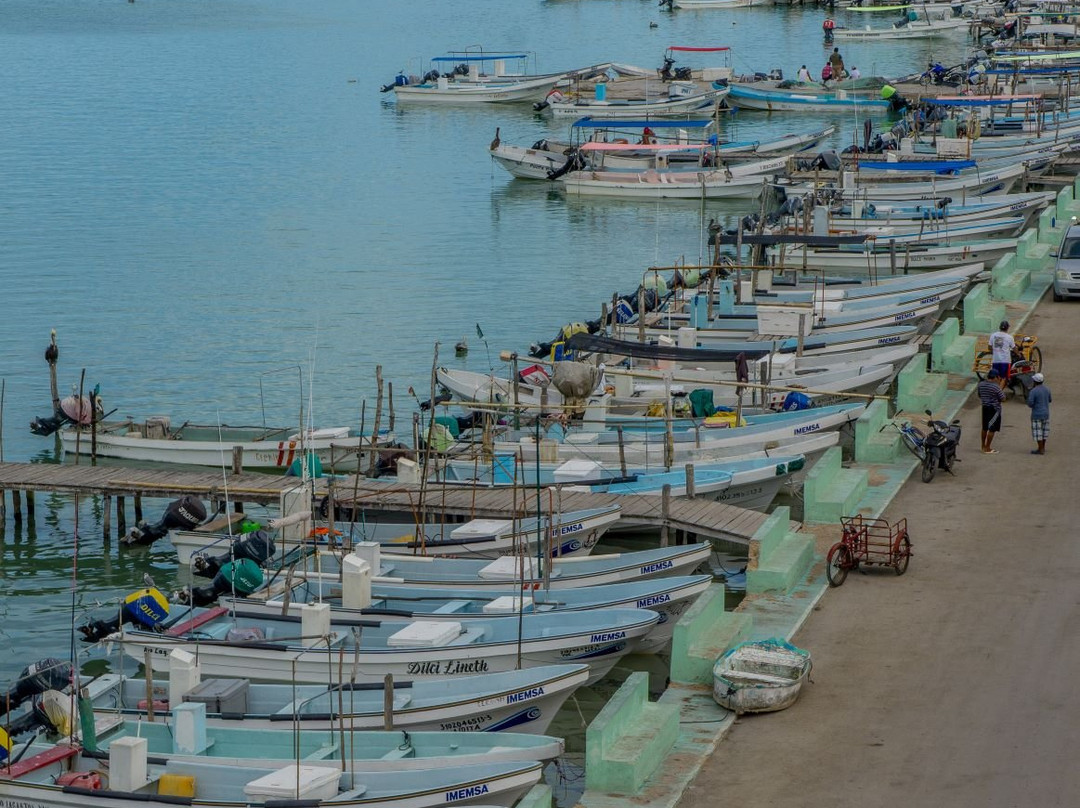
[122,495,207,546]
[184,559,266,607]
[78,588,170,643]
[1,659,72,719]
[192,531,276,579]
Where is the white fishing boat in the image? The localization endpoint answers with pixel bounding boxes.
[712,638,812,714]
[546,85,729,118]
[0,748,542,808]
[86,663,590,733]
[111,606,660,685]
[787,161,1028,200]
[171,505,620,565]
[771,237,1019,272]
[392,73,566,104]
[674,0,766,7]
[727,81,892,112]
[224,573,714,654]
[561,161,771,199]
[834,14,970,40]
[59,420,379,473]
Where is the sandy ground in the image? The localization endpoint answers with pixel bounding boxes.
[680,294,1080,808]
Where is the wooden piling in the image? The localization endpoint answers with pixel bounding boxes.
[637,288,646,344]
[231,446,243,475]
[383,673,394,730]
[116,496,126,535]
[12,490,22,523]
[660,484,671,547]
[25,490,35,520]
[616,426,627,478]
[89,387,97,467]
[134,496,143,523]
[684,464,695,500]
[368,366,384,477]
[387,381,395,433]
[0,490,6,520]
[103,495,111,538]
[46,330,59,415]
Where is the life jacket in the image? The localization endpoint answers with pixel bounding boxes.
[823,18,835,30]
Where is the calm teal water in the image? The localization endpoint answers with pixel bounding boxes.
[0,0,974,678]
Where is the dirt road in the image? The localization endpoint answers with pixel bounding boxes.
[681,296,1080,808]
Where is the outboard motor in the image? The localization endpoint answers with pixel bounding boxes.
[181,559,265,607]
[379,72,409,93]
[546,149,586,181]
[192,530,276,579]
[78,587,170,643]
[122,495,206,546]
[1,659,72,720]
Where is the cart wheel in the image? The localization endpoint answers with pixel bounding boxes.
[826,543,852,587]
[921,450,936,483]
[973,351,991,380]
[1029,345,1042,373]
[895,534,912,576]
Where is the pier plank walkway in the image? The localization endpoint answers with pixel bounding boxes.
[0,462,308,505]
[330,479,778,544]
[0,462,781,544]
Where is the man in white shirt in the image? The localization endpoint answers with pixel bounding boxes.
[989,320,1016,379]
[849,65,861,80]
[797,65,812,83]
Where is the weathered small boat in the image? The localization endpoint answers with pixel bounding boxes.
[727,81,892,112]
[712,638,812,714]
[85,663,590,733]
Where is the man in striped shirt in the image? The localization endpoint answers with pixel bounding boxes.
[978,369,1006,454]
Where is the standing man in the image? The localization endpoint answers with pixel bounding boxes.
[978,369,1006,454]
[989,320,1015,380]
[1027,372,1051,455]
[829,47,846,81]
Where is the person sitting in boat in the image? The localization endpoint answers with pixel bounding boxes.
[638,126,656,145]
[797,64,812,83]
[848,65,861,80]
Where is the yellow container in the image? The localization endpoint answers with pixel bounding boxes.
[158,774,196,797]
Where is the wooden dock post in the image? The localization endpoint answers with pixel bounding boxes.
[616,427,627,478]
[12,490,22,523]
[103,495,111,538]
[368,366,384,477]
[387,381,396,433]
[660,484,671,547]
[383,673,394,730]
[231,446,243,475]
[0,490,6,521]
[46,330,60,415]
[684,464,695,499]
[25,490,35,520]
[116,496,126,535]
[134,496,143,523]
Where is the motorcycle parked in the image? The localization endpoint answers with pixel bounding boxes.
[921,409,961,483]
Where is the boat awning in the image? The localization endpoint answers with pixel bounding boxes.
[572,118,715,129]
[579,142,708,152]
[713,233,870,246]
[667,46,731,52]
[922,95,1043,107]
[566,333,769,362]
[431,53,528,62]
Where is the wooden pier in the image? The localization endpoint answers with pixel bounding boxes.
[0,461,781,545]
[0,462,319,537]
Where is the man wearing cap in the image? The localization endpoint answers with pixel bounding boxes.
[989,320,1015,380]
[1027,373,1051,455]
[977,368,1006,454]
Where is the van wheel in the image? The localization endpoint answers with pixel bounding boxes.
[1053,290,1064,302]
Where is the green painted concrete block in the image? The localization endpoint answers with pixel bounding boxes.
[746,531,815,593]
[1038,207,1064,245]
[803,446,868,525]
[962,283,1005,336]
[670,584,753,684]
[896,354,947,414]
[1057,187,1075,220]
[930,318,977,375]
[586,672,679,794]
[855,399,901,463]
